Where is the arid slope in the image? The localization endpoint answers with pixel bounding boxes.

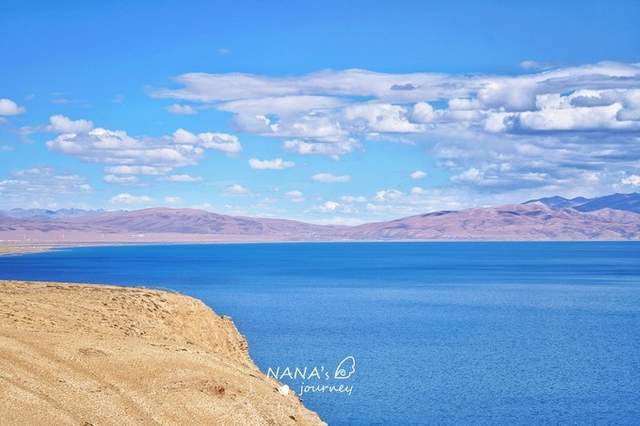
[0,281,324,426]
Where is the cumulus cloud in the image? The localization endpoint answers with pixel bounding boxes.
[451,168,484,184]
[171,128,241,153]
[153,62,640,108]
[220,95,346,116]
[109,193,152,205]
[315,201,340,212]
[167,104,196,114]
[0,98,25,116]
[283,139,358,156]
[248,158,295,170]
[46,115,94,133]
[312,200,359,214]
[163,174,202,182]
[0,168,91,208]
[46,124,241,180]
[103,174,139,184]
[308,186,471,221]
[312,173,351,183]
[342,103,422,133]
[352,186,471,220]
[224,184,249,195]
[341,195,367,203]
[411,102,435,123]
[151,62,640,196]
[105,165,172,175]
[621,174,640,186]
[410,170,427,179]
[285,190,305,202]
[373,189,403,201]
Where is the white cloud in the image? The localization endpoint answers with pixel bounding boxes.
[316,201,340,212]
[47,115,94,133]
[163,174,202,182]
[46,126,241,177]
[172,128,199,143]
[48,128,198,170]
[151,63,640,196]
[450,168,484,184]
[167,104,196,114]
[283,139,358,156]
[220,95,346,116]
[0,98,25,116]
[154,63,640,108]
[164,196,181,203]
[103,174,139,184]
[191,202,215,211]
[373,189,403,201]
[621,174,640,186]
[151,68,473,103]
[483,112,513,133]
[340,195,367,203]
[312,200,359,214]
[225,184,249,195]
[0,168,91,209]
[342,103,422,133]
[285,190,305,202]
[312,173,351,183]
[519,60,553,71]
[412,102,435,123]
[106,165,171,175]
[172,128,241,153]
[249,158,295,170]
[515,103,635,131]
[410,170,427,180]
[109,193,152,205]
[333,186,470,221]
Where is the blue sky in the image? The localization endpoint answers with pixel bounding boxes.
[1,0,639,223]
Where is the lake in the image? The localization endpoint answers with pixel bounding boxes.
[1,242,639,424]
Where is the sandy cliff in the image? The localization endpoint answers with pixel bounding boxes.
[0,281,324,425]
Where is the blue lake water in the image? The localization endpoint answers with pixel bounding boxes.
[1,242,640,424]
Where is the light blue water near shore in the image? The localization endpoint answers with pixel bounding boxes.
[1,242,640,424]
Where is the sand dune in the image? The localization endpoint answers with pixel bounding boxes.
[0,281,324,425]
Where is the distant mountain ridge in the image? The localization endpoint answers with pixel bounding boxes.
[525,192,640,214]
[1,193,640,242]
[345,202,640,240]
[2,208,105,219]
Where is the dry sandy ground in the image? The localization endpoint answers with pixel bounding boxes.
[0,246,53,256]
[0,281,325,425]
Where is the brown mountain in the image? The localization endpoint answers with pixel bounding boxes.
[346,202,640,240]
[0,208,343,243]
[1,202,639,244]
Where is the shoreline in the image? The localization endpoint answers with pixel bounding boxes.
[0,280,325,425]
[2,236,639,260]
[0,245,58,256]
[1,238,639,257]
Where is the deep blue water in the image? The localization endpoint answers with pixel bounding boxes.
[1,242,640,425]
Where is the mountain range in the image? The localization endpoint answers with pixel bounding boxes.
[1,192,639,243]
[525,192,640,213]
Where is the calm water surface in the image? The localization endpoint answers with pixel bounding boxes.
[1,242,639,425]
